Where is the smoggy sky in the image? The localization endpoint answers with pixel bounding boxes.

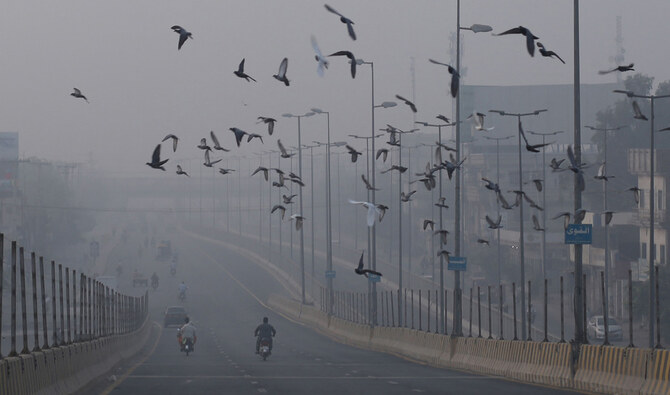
[0,1,668,175]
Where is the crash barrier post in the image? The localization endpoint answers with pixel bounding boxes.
[575,345,650,394]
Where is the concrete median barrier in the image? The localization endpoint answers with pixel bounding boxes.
[641,349,670,395]
[574,344,651,394]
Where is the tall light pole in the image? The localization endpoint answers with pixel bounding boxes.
[282,112,315,304]
[416,121,451,334]
[431,5,492,336]
[483,135,514,287]
[614,89,670,347]
[490,109,548,340]
[528,130,564,279]
[302,143,317,297]
[585,124,624,324]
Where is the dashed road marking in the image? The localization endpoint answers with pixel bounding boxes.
[388,381,398,385]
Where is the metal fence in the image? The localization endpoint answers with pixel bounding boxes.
[0,234,148,357]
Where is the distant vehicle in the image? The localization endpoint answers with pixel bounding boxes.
[96,275,117,291]
[587,315,623,341]
[157,241,172,261]
[164,306,188,327]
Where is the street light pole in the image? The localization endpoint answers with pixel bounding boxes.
[490,109,548,340]
[614,90,670,347]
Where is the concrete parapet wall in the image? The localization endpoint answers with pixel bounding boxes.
[270,294,670,395]
[0,319,152,395]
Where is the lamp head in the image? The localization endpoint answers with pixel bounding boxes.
[470,23,492,33]
[380,101,397,108]
[282,113,293,118]
[310,108,324,114]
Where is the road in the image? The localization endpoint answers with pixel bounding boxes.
[82,224,577,394]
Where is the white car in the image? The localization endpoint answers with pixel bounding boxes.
[587,315,623,341]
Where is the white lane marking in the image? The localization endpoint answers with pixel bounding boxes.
[127,375,495,380]
[412,390,425,393]
[388,381,398,385]
[257,389,267,393]
[251,381,258,384]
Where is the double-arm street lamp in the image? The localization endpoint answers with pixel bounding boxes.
[490,109,547,340]
[614,89,670,348]
[282,111,315,304]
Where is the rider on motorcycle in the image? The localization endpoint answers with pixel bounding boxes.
[170,257,177,276]
[178,281,187,300]
[254,317,276,354]
[178,316,197,352]
[151,272,159,288]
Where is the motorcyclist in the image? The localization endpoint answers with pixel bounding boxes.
[254,317,276,354]
[178,317,197,352]
[178,281,187,300]
[170,258,177,276]
[151,272,159,288]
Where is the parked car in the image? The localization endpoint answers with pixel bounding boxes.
[587,315,623,341]
[164,306,188,327]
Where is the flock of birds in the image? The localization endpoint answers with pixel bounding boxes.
[66,5,653,279]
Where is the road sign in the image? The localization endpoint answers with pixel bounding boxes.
[368,273,381,283]
[325,270,336,279]
[565,224,593,245]
[448,256,467,271]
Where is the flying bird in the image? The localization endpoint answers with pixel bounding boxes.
[176,165,189,177]
[376,148,389,162]
[531,179,543,192]
[247,133,264,143]
[532,214,544,231]
[203,150,221,167]
[604,211,615,226]
[229,128,248,147]
[381,165,408,174]
[70,88,89,103]
[273,58,290,86]
[536,42,565,64]
[594,162,614,181]
[348,200,382,227]
[632,101,648,121]
[428,59,460,98]
[361,174,378,191]
[553,212,571,230]
[282,194,297,204]
[434,229,449,245]
[271,204,286,220]
[477,239,490,246]
[599,63,634,75]
[277,140,294,158]
[162,134,178,152]
[574,208,587,224]
[146,145,168,171]
[485,215,503,229]
[497,191,514,210]
[233,58,256,82]
[495,26,539,57]
[345,144,362,162]
[324,4,356,40]
[219,168,235,175]
[423,219,435,231]
[437,250,451,259]
[288,172,301,181]
[519,120,551,152]
[171,25,193,50]
[567,145,586,191]
[628,186,641,205]
[328,50,357,78]
[376,204,389,222]
[400,190,416,202]
[436,114,451,124]
[482,178,500,193]
[468,112,494,131]
[550,158,566,171]
[251,166,269,181]
[197,138,211,151]
[354,252,382,278]
[210,131,229,152]
[257,117,277,135]
[289,214,305,231]
[311,35,329,77]
[435,197,449,209]
[395,94,417,113]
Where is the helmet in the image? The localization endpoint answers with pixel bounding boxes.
[184,316,190,324]
[263,317,268,323]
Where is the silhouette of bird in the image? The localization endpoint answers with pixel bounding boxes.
[197,138,211,151]
[567,145,586,192]
[324,4,356,40]
[251,166,269,181]
[210,131,230,152]
[435,197,449,209]
[604,211,615,226]
[289,214,305,231]
[273,58,290,86]
[345,144,362,162]
[271,204,286,220]
[486,215,503,229]
[594,162,614,181]
[482,178,500,192]
[282,194,297,205]
[376,204,389,222]
[477,239,490,246]
[70,88,89,103]
[381,165,407,174]
[428,59,460,98]
[628,187,641,205]
[632,101,648,120]
[468,111,494,131]
[660,125,670,132]
[171,25,193,50]
[437,250,451,259]
[550,158,566,171]
[361,174,378,191]
[311,35,329,77]
[219,168,235,175]
[203,150,221,168]
[523,193,543,211]
[423,219,435,231]
[395,94,417,113]
[574,208,587,224]
[277,140,294,158]
[436,141,458,152]
[176,165,189,177]
[537,42,565,64]
[234,58,256,82]
[328,50,357,78]
[434,229,449,245]
[495,26,539,57]
[257,117,277,135]
[162,134,178,152]
[552,212,571,230]
[230,128,248,147]
[401,190,416,202]
[519,120,551,152]
[348,200,382,227]
[288,178,305,187]
[376,148,389,162]
[497,191,514,210]
[599,63,634,75]
[247,133,264,143]
[354,252,382,278]
[146,145,168,170]
[531,179,543,192]
[289,172,301,181]
[387,131,400,147]
[436,114,451,124]
[532,214,544,231]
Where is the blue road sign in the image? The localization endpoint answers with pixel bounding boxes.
[325,270,336,279]
[368,273,381,283]
[448,256,467,271]
[565,224,593,245]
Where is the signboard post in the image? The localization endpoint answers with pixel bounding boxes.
[448,256,467,271]
[565,224,593,245]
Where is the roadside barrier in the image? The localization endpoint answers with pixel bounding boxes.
[641,349,670,395]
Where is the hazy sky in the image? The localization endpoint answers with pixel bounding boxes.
[1,1,668,175]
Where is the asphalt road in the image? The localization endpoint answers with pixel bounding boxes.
[86,224,577,395]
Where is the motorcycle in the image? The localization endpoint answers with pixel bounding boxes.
[179,290,186,302]
[258,337,271,361]
[151,278,159,290]
[182,337,194,356]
